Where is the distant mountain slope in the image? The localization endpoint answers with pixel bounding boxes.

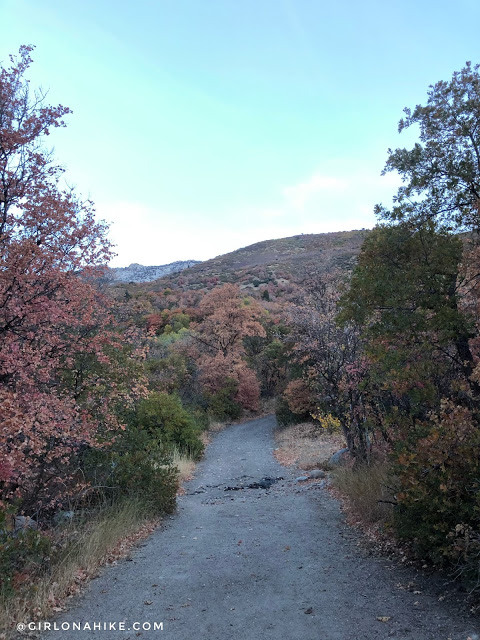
[108,260,201,283]
[141,230,367,293]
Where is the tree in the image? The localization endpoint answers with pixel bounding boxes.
[339,168,480,574]
[377,61,480,231]
[338,222,480,429]
[193,283,266,356]
[191,284,265,412]
[0,46,137,512]
[285,270,368,455]
[339,222,475,386]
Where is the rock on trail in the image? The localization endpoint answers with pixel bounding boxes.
[40,416,477,640]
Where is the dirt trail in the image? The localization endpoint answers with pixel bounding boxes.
[41,416,477,640]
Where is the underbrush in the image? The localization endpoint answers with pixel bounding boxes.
[274,421,345,468]
[331,463,395,527]
[0,499,160,638]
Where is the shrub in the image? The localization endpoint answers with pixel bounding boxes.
[82,427,178,514]
[311,411,342,433]
[0,509,51,599]
[275,396,307,427]
[283,379,316,417]
[137,392,204,459]
[207,378,243,421]
[110,448,177,515]
[392,401,480,574]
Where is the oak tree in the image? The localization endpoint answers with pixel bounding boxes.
[0,47,138,511]
[377,61,480,231]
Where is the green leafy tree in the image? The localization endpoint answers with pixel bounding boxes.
[339,222,480,435]
[377,61,480,231]
[339,222,477,398]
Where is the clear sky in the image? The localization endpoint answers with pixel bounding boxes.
[2,0,480,266]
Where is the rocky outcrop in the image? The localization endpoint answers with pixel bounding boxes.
[108,260,200,284]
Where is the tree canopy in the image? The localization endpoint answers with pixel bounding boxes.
[377,61,480,231]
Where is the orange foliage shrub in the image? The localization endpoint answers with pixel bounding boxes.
[283,379,315,415]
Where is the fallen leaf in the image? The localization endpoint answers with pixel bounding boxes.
[304,607,313,614]
[284,546,290,551]
[376,616,391,623]
[144,600,153,605]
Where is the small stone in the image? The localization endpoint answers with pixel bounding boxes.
[296,476,309,483]
[309,469,326,479]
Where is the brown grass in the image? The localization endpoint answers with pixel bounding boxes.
[331,463,395,526]
[274,422,346,470]
[0,501,159,639]
[171,447,196,483]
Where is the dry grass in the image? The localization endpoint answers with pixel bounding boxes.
[171,447,196,483]
[274,422,346,470]
[331,463,395,526]
[207,420,228,433]
[0,501,159,638]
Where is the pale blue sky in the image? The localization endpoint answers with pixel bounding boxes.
[2,0,480,266]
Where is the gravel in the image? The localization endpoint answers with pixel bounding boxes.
[39,415,478,640]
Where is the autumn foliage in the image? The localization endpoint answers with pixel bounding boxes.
[0,47,145,513]
[191,284,265,413]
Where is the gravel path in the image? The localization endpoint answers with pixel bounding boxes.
[40,415,478,640]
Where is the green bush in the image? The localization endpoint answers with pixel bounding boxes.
[207,378,243,421]
[187,406,210,431]
[392,402,480,584]
[111,447,177,515]
[82,427,178,515]
[137,392,204,459]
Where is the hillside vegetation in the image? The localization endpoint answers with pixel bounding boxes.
[111,229,366,299]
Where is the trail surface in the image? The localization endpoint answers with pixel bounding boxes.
[42,416,477,640]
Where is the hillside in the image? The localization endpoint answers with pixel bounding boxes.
[111,230,367,298]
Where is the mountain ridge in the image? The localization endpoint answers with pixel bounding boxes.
[107,259,201,283]
[109,230,368,295]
